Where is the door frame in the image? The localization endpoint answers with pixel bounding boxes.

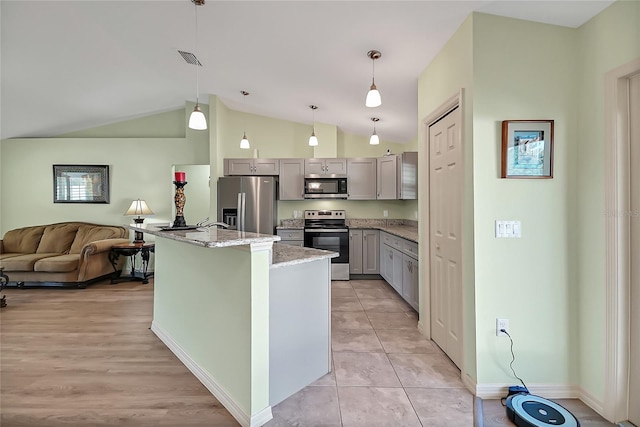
[418,89,466,374]
[604,57,640,423]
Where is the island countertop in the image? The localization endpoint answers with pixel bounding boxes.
[127,224,280,248]
[271,244,337,269]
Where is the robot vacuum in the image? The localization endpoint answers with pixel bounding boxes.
[506,393,580,427]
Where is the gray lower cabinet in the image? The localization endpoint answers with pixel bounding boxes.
[279,158,305,200]
[379,231,418,310]
[276,229,304,246]
[349,229,380,275]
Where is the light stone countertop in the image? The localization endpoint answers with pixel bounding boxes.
[127,224,280,248]
[271,244,337,269]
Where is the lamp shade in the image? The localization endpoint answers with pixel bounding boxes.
[369,132,379,145]
[124,199,154,217]
[309,131,319,147]
[366,85,382,108]
[188,105,207,130]
[240,132,250,149]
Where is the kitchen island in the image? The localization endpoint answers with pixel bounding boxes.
[127,224,336,427]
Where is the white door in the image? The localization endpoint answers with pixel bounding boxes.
[429,106,463,368]
[629,72,640,426]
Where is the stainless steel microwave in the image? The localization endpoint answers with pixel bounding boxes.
[304,178,348,199]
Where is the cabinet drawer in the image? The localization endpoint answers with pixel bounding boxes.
[277,229,304,240]
[382,232,402,250]
[402,240,418,258]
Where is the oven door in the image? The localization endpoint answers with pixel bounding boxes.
[303,228,349,264]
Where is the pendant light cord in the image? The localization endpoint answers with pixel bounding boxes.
[371,57,375,85]
[194,2,200,105]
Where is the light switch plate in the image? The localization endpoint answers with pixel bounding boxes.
[495,220,521,238]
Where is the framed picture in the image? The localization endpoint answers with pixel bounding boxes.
[53,164,110,203]
[501,120,554,179]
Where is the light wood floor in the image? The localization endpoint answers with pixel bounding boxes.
[0,279,239,426]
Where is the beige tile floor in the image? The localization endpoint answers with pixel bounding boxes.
[265,279,473,427]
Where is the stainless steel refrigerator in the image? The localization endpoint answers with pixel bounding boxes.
[217,176,277,235]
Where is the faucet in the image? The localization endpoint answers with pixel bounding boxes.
[198,222,230,229]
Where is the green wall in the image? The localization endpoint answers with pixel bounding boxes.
[0,97,416,234]
[417,14,477,382]
[417,0,640,407]
[472,13,578,387]
[575,0,640,402]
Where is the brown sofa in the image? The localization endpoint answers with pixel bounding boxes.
[0,222,130,288]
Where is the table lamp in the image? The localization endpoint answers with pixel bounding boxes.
[124,199,154,243]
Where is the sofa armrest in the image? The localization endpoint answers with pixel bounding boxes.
[0,239,4,253]
[80,238,131,258]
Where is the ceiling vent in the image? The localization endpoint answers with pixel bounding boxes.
[178,50,202,66]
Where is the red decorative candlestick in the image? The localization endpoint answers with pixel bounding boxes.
[175,171,186,182]
[173,180,188,228]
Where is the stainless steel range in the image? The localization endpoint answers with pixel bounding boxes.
[303,210,349,280]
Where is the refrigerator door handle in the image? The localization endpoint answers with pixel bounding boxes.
[241,192,246,231]
[237,193,243,231]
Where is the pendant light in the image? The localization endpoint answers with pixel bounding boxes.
[309,105,319,146]
[188,0,207,130]
[369,117,380,145]
[240,91,250,149]
[365,50,382,108]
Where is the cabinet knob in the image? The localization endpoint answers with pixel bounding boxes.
[436,244,441,250]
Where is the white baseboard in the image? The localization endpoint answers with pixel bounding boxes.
[475,383,579,400]
[575,387,604,419]
[151,321,273,427]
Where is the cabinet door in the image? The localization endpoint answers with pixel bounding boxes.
[380,244,393,284]
[347,158,377,200]
[304,159,325,176]
[254,159,280,175]
[362,229,380,274]
[349,230,363,274]
[325,158,347,176]
[402,254,419,311]
[279,159,305,200]
[377,155,398,199]
[225,159,254,176]
[392,247,403,293]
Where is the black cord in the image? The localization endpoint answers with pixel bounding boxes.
[502,329,529,391]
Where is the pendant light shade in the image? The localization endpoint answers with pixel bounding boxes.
[189,104,207,130]
[365,50,382,108]
[240,91,250,149]
[309,131,319,146]
[309,105,319,146]
[240,132,250,149]
[369,117,380,145]
[188,0,206,131]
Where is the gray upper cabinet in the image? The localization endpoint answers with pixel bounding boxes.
[376,152,418,200]
[225,158,280,176]
[279,158,305,200]
[377,156,398,200]
[347,158,377,200]
[304,158,347,177]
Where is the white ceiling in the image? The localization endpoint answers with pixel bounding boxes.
[0,0,614,143]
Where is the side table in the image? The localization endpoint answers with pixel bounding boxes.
[0,267,8,308]
[108,243,155,284]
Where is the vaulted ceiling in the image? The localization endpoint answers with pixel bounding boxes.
[1,1,615,142]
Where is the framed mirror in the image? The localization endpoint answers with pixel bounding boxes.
[53,164,110,203]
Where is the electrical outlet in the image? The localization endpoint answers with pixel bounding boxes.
[383,210,389,218]
[496,318,509,337]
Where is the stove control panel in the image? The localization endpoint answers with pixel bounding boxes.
[304,210,345,220]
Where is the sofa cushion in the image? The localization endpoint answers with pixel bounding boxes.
[0,253,61,272]
[36,223,81,254]
[0,253,23,260]
[2,226,46,253]
[34,254,80,273]
[70,225,128,254]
